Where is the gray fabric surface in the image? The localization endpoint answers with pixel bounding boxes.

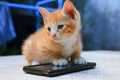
[82,0,120,50]
[0,51,120,80]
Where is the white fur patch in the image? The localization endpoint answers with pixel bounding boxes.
[61,35,77,58]
[53,59,68,66]
[51,27,57,34]
[61,35,77,49]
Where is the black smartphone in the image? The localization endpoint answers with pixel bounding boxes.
[23,62,96,77]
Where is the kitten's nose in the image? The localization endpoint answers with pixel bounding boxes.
[51,34,56,39]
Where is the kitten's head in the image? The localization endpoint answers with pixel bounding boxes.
[39,0,81,42]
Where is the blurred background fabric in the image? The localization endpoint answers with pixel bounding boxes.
[81,0,120,50]
[1,0,120,55]
[0,2,16,46]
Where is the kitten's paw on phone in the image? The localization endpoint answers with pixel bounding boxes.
[74,57,87,64]
[31,61,39,65]
[53,59,68,66]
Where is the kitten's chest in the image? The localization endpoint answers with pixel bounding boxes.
[61,36,77,58]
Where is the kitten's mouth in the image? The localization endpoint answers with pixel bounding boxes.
[50,36,60,41]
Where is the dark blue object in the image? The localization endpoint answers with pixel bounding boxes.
[0,2,16,46]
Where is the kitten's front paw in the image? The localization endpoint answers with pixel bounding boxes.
[31,61,39,65]
[53,59,68,66]
[74,57,87,64]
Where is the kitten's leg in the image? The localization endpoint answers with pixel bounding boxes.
[24,53,35,65]
[71,50,86,64]
[52,55,68,66]
[26,58,33,65]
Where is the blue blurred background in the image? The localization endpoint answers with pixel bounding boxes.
[0,0,120,55]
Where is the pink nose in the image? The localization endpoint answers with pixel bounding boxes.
[51,34,56,39]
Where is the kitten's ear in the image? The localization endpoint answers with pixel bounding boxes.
[62,0,75,19]
[39,7,50,19]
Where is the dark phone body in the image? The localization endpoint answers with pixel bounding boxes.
[23,62,96,77]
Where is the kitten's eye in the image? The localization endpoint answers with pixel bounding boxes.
[48,27,51,31]
[58,25,64,29]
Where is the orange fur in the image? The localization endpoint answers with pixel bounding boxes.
[22,0,84,66]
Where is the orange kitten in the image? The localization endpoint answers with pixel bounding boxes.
[22,0,86,66]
